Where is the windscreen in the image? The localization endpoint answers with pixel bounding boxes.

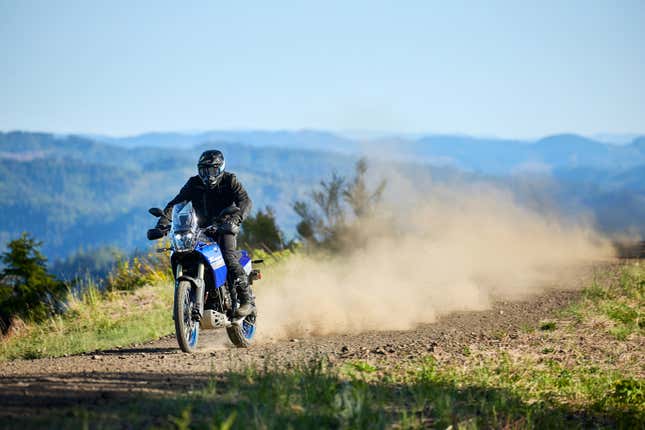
[172,201,198,232]
[171,201,198,251]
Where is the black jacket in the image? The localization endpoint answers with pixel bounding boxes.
[161,173,252,228]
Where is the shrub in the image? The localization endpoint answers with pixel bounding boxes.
[104,253,169,292]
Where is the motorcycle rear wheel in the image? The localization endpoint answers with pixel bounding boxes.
[174,280,199,353]
[226,309,256,348]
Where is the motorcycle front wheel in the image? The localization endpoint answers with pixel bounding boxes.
[174,280,199,352]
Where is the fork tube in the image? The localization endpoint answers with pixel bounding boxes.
[195,262,205,317]
[173,264,183,321]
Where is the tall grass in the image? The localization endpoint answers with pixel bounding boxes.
[0,249,175,360]
[0,279,174,360]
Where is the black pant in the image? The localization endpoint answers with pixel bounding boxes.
[217,233,246,285]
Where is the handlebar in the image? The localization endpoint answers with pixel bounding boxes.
[148,217,238,247]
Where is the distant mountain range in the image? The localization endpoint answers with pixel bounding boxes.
[86,130,645,174]
[1,130,643,263]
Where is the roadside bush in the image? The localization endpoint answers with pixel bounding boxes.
[104,253,169,292]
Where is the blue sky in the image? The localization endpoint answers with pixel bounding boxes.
[1,0,643,137]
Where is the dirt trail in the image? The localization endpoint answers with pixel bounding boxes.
[0,287,583,419]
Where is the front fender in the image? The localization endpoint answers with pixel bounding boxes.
[194,243,228,288]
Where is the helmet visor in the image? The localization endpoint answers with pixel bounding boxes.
[198,165,224,182]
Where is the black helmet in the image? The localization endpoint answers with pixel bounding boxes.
[197,150,225,188]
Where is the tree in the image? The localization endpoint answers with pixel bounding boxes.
[0,233,67,333]
[343,158,386,218]
[293,158,386,248]
[239,206,285,252]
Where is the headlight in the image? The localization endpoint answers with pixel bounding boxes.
[172,231,196,252]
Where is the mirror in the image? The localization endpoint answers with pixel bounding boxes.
[149,207,164,217]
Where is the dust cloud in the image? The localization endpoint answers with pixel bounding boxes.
[256,173,614,340]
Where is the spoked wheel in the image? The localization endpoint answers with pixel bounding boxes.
[226,284,257,348]
[226,309,256,348]
[174,280,199,353]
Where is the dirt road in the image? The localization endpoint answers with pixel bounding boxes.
[0,287,584,420]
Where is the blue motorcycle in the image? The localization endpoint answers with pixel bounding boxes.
[147,202,261,351]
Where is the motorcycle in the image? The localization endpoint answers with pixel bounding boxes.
[147,202,261,351]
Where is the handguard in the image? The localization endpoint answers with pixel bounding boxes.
[147,228,165,240]
[147,225,170,240]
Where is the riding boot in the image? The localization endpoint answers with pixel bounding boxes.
[234,277,254,317]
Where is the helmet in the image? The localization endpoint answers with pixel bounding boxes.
[197,150,225,188]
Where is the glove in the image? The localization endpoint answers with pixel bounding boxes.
[230,214,243,226]
[204,225,219,238]
[155,220,170,230]
[219,221,240,235]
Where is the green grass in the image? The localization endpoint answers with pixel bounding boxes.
[346,360,378,374]
[539,321,557,331]
[564,262,644,340]
[0,281,174,360]
[12,353,642,429]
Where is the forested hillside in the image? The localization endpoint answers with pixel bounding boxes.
[0,132,357,261]
[1,131,643,265]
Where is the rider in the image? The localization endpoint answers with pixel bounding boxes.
[156,150,254,316]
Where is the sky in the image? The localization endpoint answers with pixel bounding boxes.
[1,0,643,138]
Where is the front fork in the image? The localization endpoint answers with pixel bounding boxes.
[174,262,206,321]
[195,263,205,317]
